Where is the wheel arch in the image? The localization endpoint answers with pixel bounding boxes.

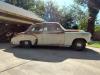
[72,38,87,45]
[71,38,87,51]
[19,38,38,46]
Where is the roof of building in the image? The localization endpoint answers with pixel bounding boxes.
[0,1,44,23]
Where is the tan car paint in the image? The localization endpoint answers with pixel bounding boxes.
[11,34,36,45]
[64,32,91,46]
[11,22,91,46]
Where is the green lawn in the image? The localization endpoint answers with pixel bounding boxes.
[87,26,100,48]
[88,41,100,48]
[95,26,100,32]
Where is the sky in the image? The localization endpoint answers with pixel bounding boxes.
[51,0,74,7]
[44,0,74,7]
[44,0,100,20]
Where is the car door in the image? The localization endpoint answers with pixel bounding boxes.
[42,23,65,45]
[31,24,44,45]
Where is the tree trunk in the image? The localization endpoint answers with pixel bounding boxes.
[87,7,99,39]
[87,17,95,36]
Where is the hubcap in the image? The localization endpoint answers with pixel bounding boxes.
[76,43,82,47]
[24,41,28,45]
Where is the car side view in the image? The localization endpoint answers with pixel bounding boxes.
[11,22,91,51]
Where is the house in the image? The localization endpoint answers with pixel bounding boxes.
[0,1,44,42]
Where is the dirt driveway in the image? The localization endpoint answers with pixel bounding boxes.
[0,43,100,75]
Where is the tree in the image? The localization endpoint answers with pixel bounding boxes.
[60,14,73,29]
[4,0,35,10]
[33,0,45,17]
[74,0,87,6]
[60,7,75,29]
[43,1,77,29]
[5,0,17,5]
[79,16,88,31]
[61,4,86,29]
[69,3,88,30]
[2,0,44,17]
[87,0,99,37]
[74,0,100,38]
[44,1,62,22]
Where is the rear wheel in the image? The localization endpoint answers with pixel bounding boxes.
[20,40,32,48]
[72,39,86,51]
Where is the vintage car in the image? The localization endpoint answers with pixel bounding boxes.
[11,22,91,50]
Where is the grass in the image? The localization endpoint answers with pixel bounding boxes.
[95,26,100,32]
[88,41,100,48]
[84,25,100,48]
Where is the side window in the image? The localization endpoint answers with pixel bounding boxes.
[44,27,48,32]
[32,26,43,33]
[32,27,35,31]
[43,23,63,33]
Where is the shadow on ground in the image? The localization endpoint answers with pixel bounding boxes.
[2,45,100,62]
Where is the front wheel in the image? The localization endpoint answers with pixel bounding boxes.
[72,39,86,51]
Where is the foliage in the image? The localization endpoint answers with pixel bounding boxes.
[72,25,79,29]
[60,13,74,29]
[31,0,45,17]
[3,0,97,30]
[44,1,62,22]
[74,0,100,35]
[79,16,88,31]
[43,1,74,29]
[60,4,84,29]
[64,4,88,29]
[43,1,86,29]
[3,0,44,17]
[4,0,35,10]
[74,0,87,7]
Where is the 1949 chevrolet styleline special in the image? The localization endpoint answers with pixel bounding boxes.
[11,22,91,51]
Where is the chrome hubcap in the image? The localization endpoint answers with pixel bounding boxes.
[24,41,28,45]
[76,43,82,47]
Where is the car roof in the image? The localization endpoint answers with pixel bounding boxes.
[36,22,60,25]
